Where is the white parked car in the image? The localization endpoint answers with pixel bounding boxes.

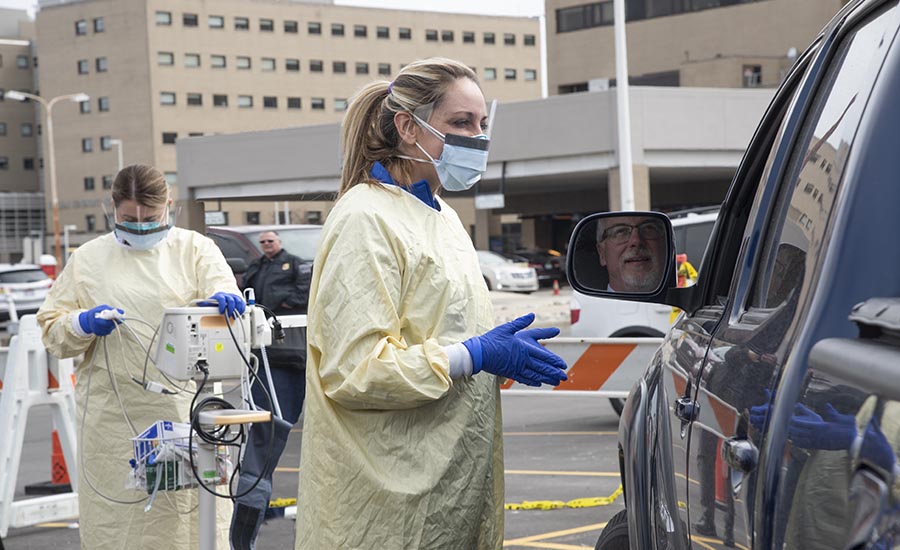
[476,250,539,293]
[0,264,53,323]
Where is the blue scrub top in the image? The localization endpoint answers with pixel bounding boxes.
[370,161,441,211]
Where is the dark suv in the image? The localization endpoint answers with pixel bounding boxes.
[568,1,900,548]
[206,224,321,283]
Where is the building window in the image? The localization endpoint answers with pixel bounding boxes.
[334,98,348,112]
[354,24,367,37]
[524,34,536,46]
[308,21,321,34]
[0,123,5,136]
[158,52,174,66]
[504,68,517,80]
[187,93,202,106]
[425,29,438,41]
[260,18,274,32]
[21,123,32,137]
[263,96,277,108]
[78,59,89,74]
[261,57,276,71]
[0,156,7,170]
[84,176,95,190]
[284,20,298,33]
[183,13,198,27]
[160,92,176,105]
[24,157,34,170]
[377,26,389,39]
[463,31,475,43]
[743,64,762,88]
[484,67,496,80]
[236,56,251,69]
[234,16,249,30]
[238,95,253,108]
[310,59,323,72]
[558,82,589,94]
[311,97,325,110]
[504,33,515,45]
[184,53,201,67]
[287,97,301,109]
[100,135,112,150]
[285,58,300,71]
[79,99,91,113]
[556,3,613,33]
[378,62,391,76]
[524,68,537,81]
[86,214,96,232]
[213,94,228,107]
[208,15,224,29]
[75,20,87,35]
[95,57,108,72]
[155,11,172,25]
[82,137,93,152]
[189,132,203,137]
[102,175,112,189]
[484,32,495,44]
[98,97,110,111]
[246,211,260,224]
[355,62,369,75]
[211,55,226,68]
[162,132,177,144]
[16,55,28,69]
[442,30,454,42]
[332,61,346,74]
[399,27,411,40]
[331,23,345,36]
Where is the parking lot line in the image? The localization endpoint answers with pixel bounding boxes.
[503,521,607,547]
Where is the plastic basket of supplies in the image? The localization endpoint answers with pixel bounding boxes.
[129,420,234,495]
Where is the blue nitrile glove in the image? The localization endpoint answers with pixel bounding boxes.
[858,417,897,472]
[204,292,246,318]
[78,304,124,337]
[748,389,773,432]
[462,313,568,387]
[788,402,857,450]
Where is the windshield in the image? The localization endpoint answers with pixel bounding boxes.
[0,269,49,284]
[247,228,322,261]
[478,251,511,266]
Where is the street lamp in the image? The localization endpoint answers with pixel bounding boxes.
[63,224,77,266]
[6,90,90,269]
[109,138,124,172]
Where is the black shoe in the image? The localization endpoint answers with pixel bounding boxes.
[692,521,717,538]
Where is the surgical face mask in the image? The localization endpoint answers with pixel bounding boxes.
[114,206,171,250]
[399,114,490,192]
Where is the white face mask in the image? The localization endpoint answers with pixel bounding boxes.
[113,206,171,250]
[399,114,490,192]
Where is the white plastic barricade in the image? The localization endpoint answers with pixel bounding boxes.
[500,337,663,397]
[0,315,79,538]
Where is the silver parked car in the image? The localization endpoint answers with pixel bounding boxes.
[476,250,538,293]
[0,264,53,323]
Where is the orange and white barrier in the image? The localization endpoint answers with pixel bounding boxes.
[500,337,664,397]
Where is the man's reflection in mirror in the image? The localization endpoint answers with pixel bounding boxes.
[595,216,666,292]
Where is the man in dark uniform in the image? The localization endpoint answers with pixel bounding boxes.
[230,230,311,550]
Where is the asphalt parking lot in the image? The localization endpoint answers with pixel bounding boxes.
[4,288,626,549]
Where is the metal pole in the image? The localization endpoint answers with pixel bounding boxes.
[44,99,63,269]
[538,13,549,99]
[283,202,290,225]
[63,225,70,267]
[613,0,635,211]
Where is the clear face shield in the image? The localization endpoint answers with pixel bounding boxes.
[102,197,178,250]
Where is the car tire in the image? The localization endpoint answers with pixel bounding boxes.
[484,277,493,291]
[595,509,629,550]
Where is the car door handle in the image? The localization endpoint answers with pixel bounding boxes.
[674,397,700,422]
[722,438,758,474]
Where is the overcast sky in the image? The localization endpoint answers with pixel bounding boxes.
[0,0,545,18]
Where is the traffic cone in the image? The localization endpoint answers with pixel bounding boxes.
[552,279,560,296]
[24,422,72,495]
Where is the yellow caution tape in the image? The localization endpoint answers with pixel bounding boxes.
[504,485,623,511]
[269,497,297,509]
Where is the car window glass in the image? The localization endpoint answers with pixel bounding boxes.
[0,269,49,284]
[750,3,897,311]
[248,229,321,261]
[209,233,250,260]
[680,221,715,268]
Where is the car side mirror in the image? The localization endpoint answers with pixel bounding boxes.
[566,211,676,298]
[226,257,248,274]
